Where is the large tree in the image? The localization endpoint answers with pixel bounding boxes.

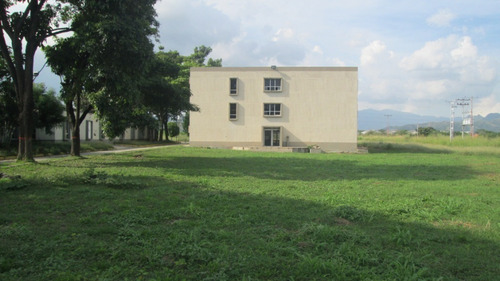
[143,46,220,141]
[1,55,64,146]
[0,0,157,160]
[44,0,158,156]
[0,56,16,145]
[33,83,65,135]
[0,0,72,161]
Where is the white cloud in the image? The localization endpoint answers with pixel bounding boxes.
[476,94,500,116]
[155,0,239,54]
[400,35,496,83]
[272,28,294,42]
[360,40,386,66]
[399,36,453,70]
[427,9,456,27]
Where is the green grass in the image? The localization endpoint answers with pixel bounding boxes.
[0,141,114,160]
[359,134,500,147]
[1,144,499,280]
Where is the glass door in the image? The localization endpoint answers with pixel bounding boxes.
[264,128,280,147]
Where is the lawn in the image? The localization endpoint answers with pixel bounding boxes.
[1,143,499,280]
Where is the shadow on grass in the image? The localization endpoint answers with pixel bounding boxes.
[1,176,498,280]
[96,152,472,182]
[359,142,453,154]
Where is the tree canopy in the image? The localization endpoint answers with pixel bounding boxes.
[141,45,219,141]
[1,0,158,160]
[0,0,76,160]
[42,0,158,155]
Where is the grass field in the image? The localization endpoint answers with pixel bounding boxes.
[1,142,499,280]
[0,141,114,160]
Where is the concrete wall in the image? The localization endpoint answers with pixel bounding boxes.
[35,113,100,141]
[35,113,152,142]
[189,66,358,152]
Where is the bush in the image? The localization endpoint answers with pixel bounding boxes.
[167,122,180,138]
[417,127,437,137]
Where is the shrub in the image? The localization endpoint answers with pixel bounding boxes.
[168,122,180,138]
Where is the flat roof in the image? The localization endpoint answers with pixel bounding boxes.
[190,66,357,72]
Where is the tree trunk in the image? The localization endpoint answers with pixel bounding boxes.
[23,78,35,161]
[16,112,25,160]
[71,125,81,156]
[164,121,169,141]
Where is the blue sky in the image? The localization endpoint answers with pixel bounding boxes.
[36,0,500,117]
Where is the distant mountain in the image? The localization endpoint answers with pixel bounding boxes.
[358,109,500,132]
[358,109,448,131]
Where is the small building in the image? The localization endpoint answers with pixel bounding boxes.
[189,66,358,152]
[35,112,154,142]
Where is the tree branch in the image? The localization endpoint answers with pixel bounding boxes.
[0,6,14,39]
[46,27,72,37]
[15,0,37,34]
[0,30,17,85]
[78,104,93,127]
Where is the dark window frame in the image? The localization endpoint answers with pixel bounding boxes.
[229,103,238,120]
[230,78,238,95]
[264,78,282,92]
[263,103,282,117]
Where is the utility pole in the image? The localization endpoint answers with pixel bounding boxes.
[447,100,457,142]
[384,114,392,135]
[471,96,474,136]
[456,97,473,138]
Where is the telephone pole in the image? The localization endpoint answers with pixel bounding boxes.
[384,114,392,135]
[447,100,457,142]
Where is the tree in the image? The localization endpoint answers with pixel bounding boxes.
[0,1,72,161]
[0,55,16,145]
[33,84,65,135]
[418,127,437,137]
[183,112,190,135]
[1,0,157,160]
[167,122,179,139]
[44,0,158,156]
[140,45,220,142]
[141,50,181,142]
[1,79,64,145]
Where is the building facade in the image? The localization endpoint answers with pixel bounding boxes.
[189,66,358,152]
[35,112,154,142]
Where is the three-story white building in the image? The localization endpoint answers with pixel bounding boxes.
[189,66,358,152]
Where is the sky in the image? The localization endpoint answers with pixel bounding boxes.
[36,0,500,117]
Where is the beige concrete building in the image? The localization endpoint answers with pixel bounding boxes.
[189,66,358,152]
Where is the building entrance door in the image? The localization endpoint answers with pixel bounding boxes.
[264,127,280,147]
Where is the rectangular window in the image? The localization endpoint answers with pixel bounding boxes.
[263,103,281,117]
[264,78,282,92]
[230,78,238,95]
[229,103,237,120]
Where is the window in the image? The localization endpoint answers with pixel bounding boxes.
[229,103,237,120]
[86,120,93,140]
[230,78,238,95]
[263,103,281,117]
[264,78,282,92]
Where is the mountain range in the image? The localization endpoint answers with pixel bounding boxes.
[358,109,500,132]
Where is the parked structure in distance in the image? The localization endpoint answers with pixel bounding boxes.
[189,66,358,152]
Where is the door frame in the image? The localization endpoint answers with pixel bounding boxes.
[263,127,282,147]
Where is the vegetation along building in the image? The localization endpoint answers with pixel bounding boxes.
[189,66,358,152]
